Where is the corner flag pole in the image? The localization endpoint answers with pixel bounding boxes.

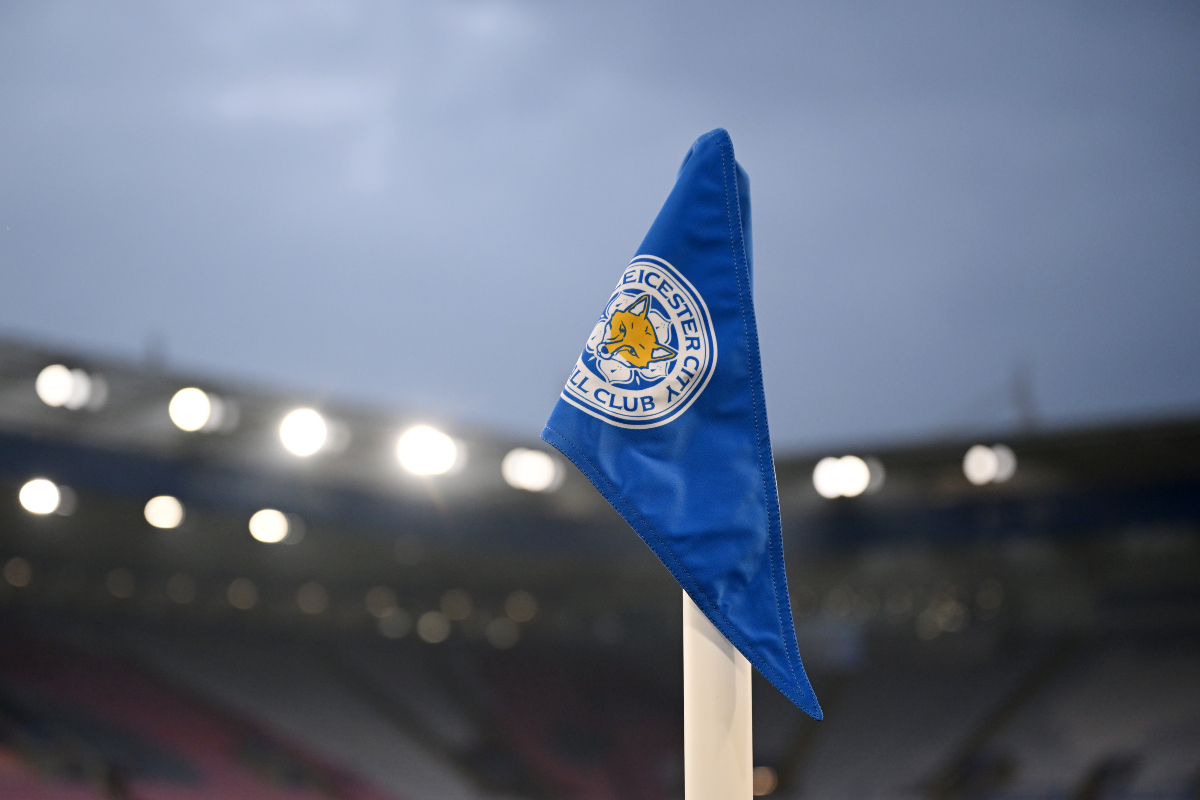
[542,129,821,794]
[683,590,753,799]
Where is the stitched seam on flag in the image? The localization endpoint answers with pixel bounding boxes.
[728,145,806,692]
[541,422,810,711]
[717,134,803,690]
[725,137,808,697]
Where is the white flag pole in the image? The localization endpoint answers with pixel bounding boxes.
[683,589,753,799]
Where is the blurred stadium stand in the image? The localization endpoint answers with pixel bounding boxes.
[0,335,1197,800]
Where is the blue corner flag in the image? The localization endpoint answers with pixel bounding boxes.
[541,129,821,718]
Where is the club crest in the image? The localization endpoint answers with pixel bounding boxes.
[562,255,717,428]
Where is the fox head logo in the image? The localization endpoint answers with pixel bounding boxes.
[564,256,715,426]
[601,294,678,368]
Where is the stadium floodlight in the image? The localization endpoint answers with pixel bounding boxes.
[502,448,560,492]
[36,364,102,410]
[4,558,32,588]
[279,408,327,456]
[396,425,458,475]
[812,455,872,499]
[812,458,842,498]
[248,508,289,543]
[19,479,60,515]
[169,388,212,431]
[865,457,887,494]
[963,444,998,485]
[378,608,413,639]
[416,610,451,643]
[144,495,185,529]
[365,586,398,618]
[963,444,1017,485]
[485,617,520,649]
[842,457,871,496]
[505,590,538,622]
[992,444,1017,482]
[227,578,258,609]
[35,365,74,407]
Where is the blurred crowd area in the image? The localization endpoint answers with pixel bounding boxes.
[0,338,1198,800]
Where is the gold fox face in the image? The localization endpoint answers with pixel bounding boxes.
[601,294,678,368]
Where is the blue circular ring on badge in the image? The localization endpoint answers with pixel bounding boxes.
[561,255,717,428]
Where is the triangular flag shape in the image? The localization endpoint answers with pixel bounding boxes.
[542,129,821,718]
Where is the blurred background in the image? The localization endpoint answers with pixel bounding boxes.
[1,1,1198,799]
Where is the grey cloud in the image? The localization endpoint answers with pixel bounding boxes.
[1,0,1197,448]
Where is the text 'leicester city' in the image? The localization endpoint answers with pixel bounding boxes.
[561,256,717,428]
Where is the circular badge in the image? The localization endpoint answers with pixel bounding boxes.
[561,255,717,428]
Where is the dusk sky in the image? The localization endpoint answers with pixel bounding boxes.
[2,1,1198,449]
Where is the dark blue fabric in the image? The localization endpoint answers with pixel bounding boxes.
[541,129,821,718]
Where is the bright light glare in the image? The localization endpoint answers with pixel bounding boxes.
[378,608,413,639]
[865,457,887,494]
[502,448,558,491]
[417,610,451,643]
[485,617,520,649]
[19,479,60,515]
[144,496,185,529]
[4,558,32,588]
[812,456,871,499]
[505,590,538,622]
[248,509,289,543]
[36,365,100,410]
[365,586,398,619]
[35,365,73,407]
[753,765,779,796]
[35,365,93,409]
[55,486,77,516]
[992,444,1017,483]
[963,445,999,485]
[169,388,212,431]
[396,425,458,475]
[64,369,91,409]
[812,458,842,498]
[280,408,327,456]
[840,457,871,497]
[963,444,1017,485]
